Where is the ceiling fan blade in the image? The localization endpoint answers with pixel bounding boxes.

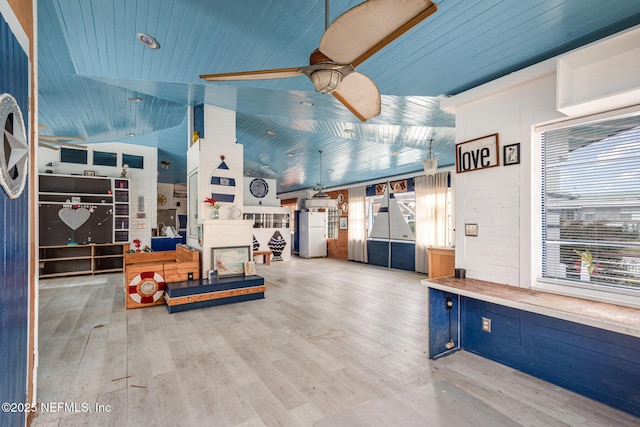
[200,67,305,81]
[319,0,437,67]
[332,72,381,122]
[38,135,86,141]
[38,142,60,151]
[39,138,87,149]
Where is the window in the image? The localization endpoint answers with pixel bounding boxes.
[122,153,144,169]
[60,148,87,164]
[93,151,117,166]
[366,188,416,240]
[541,114,640,291]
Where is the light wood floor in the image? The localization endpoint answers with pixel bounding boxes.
[33,257,639,426]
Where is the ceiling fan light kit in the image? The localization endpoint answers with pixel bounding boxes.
[199,0,437,122]
[310,69,343,94]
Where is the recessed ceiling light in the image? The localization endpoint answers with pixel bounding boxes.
[137,33,160,49]
[344,128,354,134]
[128,97,142,102]
[391,151,400,156]
[267,130,276,135]
[262,165,269,169]
[327,169,334,173]
[300,101,314,107]
[127,133,135,137]
[287,152,295,157]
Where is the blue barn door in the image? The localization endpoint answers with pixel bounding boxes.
[0,9,31,427]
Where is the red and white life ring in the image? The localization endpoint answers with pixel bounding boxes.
[128,271,166,304]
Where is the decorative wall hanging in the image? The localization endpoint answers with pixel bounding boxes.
[0,93,29,199]
[253,235,260,251]
[249,178,269,198]
[209,155,236,203]
[340,217,348,230]
[58,207,91,230]
[268,230,287,261]
[128,271,166,306]
[456,133,500,173]
[503,143,520,166]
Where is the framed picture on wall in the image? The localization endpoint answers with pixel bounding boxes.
[339,217,348,230]
[503,143,520,166]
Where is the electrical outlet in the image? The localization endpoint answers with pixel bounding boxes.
[482,317,491,333]
[445,296,453,311]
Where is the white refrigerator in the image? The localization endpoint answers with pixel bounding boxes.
[298,211,327,258]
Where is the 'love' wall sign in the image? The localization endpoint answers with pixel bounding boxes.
[455,133,499,173]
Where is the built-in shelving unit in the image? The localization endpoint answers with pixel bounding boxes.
[38,243,128,278]
[327,207,338,239]
[38,173,130,278]
[38,173,130,245]
[113,179,130,242]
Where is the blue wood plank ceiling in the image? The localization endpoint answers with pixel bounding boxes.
[37,0,640,191]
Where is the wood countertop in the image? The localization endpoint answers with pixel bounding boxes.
[422,276,640,338]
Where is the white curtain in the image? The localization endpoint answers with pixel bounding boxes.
[348,185,368,263]
[415,172,449,273]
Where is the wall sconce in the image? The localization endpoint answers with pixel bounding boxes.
[423,138,439,176]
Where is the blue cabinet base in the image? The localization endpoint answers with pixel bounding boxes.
[428,288,640,418]
[367,240,415,271]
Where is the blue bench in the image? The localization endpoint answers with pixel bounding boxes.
[164,275,265,313]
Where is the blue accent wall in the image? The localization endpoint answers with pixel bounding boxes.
[0,12,30,427]
[429,293,640,417]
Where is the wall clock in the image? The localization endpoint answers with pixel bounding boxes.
[157,194,167,206]
[249,178,269,198]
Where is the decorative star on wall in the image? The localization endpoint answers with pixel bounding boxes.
[4,128,28,171]
[0,93,29,199]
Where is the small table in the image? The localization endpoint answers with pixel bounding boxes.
[253,250,272,265]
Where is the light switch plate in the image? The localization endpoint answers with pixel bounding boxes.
[465,223,479,236]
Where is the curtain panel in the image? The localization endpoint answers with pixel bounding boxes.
[415,172,449,273]
[347,185,368,263]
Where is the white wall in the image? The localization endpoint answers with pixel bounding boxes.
[443,25,640,307]
[447,68,562,287]
[38,142,157,248]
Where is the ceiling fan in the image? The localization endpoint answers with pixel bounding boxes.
[38,125,87,150]
[200,0,438,122]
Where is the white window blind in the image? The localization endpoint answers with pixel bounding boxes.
[541,114,640,289]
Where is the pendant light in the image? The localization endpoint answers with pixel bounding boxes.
[423,138,438,176]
